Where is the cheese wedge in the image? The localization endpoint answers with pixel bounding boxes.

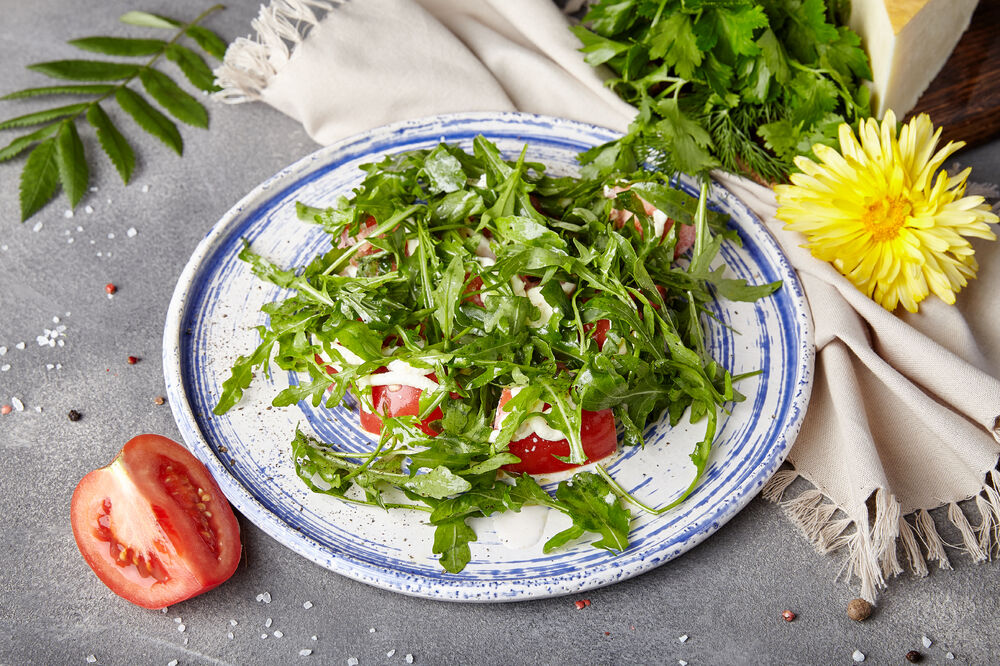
[849,0,979,118]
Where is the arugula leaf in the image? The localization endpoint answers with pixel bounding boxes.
[545,473,631,553]
[433,518,478,573]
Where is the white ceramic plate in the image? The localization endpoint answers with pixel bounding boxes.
[163,112,814,601]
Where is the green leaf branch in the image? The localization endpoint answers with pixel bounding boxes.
[0,5,227,221]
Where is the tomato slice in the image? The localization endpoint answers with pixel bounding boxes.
[359,370,444,437]
[494,388,617,475]
[583,318,612,350]
[70,434,241,609]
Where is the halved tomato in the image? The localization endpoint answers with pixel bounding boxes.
[70,434,241,609]
[494,388,617,475]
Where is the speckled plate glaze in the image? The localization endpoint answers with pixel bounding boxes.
[163,112,814,601]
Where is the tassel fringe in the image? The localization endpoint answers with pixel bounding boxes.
[766,467,1000,601]
[214,0,335,103]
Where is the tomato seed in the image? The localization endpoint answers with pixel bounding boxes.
[154,396,165,405]
[105,283,117,295]
[782,610,796,622]
[127,356,139,365]
[575,600,586,610]
[0,405,11,415]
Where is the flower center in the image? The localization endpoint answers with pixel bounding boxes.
[860,195,912,242]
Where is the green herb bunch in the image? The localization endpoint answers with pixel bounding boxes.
[214,136,779,572]
[0,6,227,221]
[572,0,872,183]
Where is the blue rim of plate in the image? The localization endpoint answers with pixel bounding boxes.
[163,111,814,601]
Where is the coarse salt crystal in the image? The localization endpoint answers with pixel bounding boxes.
[127,227,137,238]
[12,397,24,412]
[64,209,73,218]
[177,624,185,633]
[15,342,25,350]
[369,627,376,633]
[405,654,414,664]
[386,650,395,657]
[347,658,359,666]
[228,632,234,640]
[230,619,238,626]
[58,340,65,347]
[274,631,283,638]
[946,653,955,660]
[47,364,55,370]
[183,638,187,646]
[923,636,932,648]
[35,406,42,413]
[174,617,182,623]
[852,650,865,662]
[1,244,7,251]
[256,594,264,602]
[678,635,688,643]
[34,221,44,231]
[108,233,115,239]
[56,363,62,369]
[311,636,317,641]
[1,365,9,372]
[262,592,272,603]
[67,238,75,244]
[265,618,272,628]
[142,185,150,193]
[261,634,267,640]
[299,650,312,657]
[86,656,97,664]
[168,661,178,666]
[679,661,688,666]
[85,205,94,214]
[303,601,313,609]
[0,347,5,355]
[90,186,98,192]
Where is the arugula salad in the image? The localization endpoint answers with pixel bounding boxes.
[214,136,780,572]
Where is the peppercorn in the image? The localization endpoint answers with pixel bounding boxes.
[905,651,922,663]
[127,356,139,365]
[781,610,795,622]
[154,396,165,405]
[105,283,117,295]
[847,598,872,621]
[68,409,82,421]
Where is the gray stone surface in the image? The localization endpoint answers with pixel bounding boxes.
[1,2,998,664]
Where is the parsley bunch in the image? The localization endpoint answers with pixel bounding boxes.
[214,137,779,572]
[572,0,872,182]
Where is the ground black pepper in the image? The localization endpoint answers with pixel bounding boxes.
[68,410,82,421]
[906,651,922,662]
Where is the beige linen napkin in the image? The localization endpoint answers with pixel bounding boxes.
[216,0,1000,600]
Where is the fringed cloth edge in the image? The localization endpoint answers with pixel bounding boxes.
[761,465,1000,602]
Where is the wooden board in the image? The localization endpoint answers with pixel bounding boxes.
[908,0,1000,147]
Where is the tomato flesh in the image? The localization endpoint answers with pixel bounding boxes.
[70,434,241,609]
[494,388,617,475]
[583,318,612,350]
[359,370,443,437]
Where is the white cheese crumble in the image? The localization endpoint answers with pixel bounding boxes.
[357,360,438,393]
[526,286,555,328]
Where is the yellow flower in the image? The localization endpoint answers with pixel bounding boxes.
[774,111,998,313]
